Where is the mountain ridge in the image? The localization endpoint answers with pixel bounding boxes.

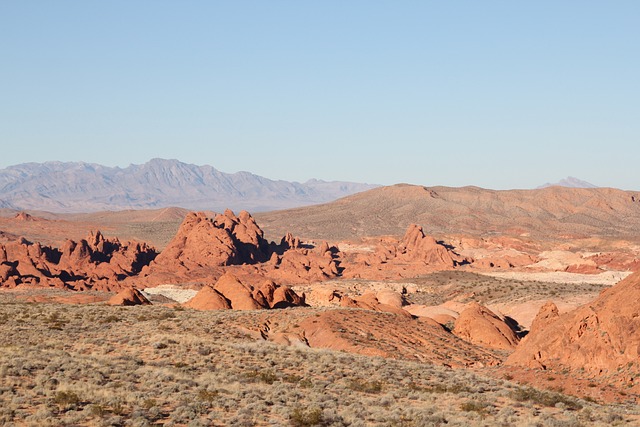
[537,176,598,189]
[255,183,640,241]
[0,159,379,213]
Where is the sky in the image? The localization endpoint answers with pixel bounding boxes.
[1,1,639,190]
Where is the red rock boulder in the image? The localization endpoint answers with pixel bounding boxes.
[183,286,231,310]
[453,302,520,350]
[107,288,151,306]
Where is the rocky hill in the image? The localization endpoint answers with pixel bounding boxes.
[506,270,640,396]
[255,184,640,241]
[0,159,378,213]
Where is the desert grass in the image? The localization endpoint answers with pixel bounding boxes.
[401,270,608,307]
[0,292,638,426]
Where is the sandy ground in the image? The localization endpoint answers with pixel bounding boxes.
[480,270,631,286]
[142,284,198,303]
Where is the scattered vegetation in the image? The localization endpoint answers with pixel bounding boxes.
[53,390,81,408]
[512,387,583,411]
[347,378,384,394]
[403,270,608,306]
[290,406,325,426]
[460,399,492,416]
[0,290,637,426]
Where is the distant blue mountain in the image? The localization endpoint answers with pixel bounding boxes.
[0,159,379,213]
[537,177,598,189]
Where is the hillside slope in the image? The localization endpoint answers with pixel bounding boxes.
[255,184,640,241]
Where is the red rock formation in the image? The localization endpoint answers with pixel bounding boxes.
[215,209,272,263]
[528,301,560,335]
[151,211,247,271]
[107,288,151,306]
[296,309,502,367]
[141,210,342,286]
[587,252,640,272]
[506,271,640,392]
[397,224,460,266]
[472,254,537,269]
[0,232,157,291]
[270,284,305,308]
[405,304,459,325]
[267,246,340,283]
[13,212,34,221]
[564,264,603,274]
[453,302,520,350]
[375,289,405,308]
[307,288,341,306]
[183,285,231,310]
[340,292,412,318]
[340,225,467,280]
[280,232,301,250]
[183,273,306,311]
[213,273,266,310]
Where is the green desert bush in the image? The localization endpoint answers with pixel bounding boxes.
[53,390,81,409]
[347,378,384,394]
[511,387,583,411]
[290,406,325,426]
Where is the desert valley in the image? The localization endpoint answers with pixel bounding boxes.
[4,1,638,425]
[2,176,640,426]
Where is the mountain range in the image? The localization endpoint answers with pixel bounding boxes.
[0,159,379,213]
[537,176,598,189]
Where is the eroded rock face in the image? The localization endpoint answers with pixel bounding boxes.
[397,224,461,266]
[506,271,640,390]
[296,309,502,367]
[183,285,231,310]
[142,210,341,285]
[340,224,467,280]
[151,210,272,271]
[213,273,266,310]
[340,292,412,318]
[528,301,560,335]
[266,244,341,283]
[14,212,34,221]
[453,302,520,350]
[0,232,157,291]
[182,273,306,311]
[107,288,151,306]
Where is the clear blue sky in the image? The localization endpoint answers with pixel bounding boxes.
[1,1,638,189]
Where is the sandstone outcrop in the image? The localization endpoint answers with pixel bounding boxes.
[528,301,560,335]
[397,224,461,266]
[306,288,341,306]
[297,309,502,367]
[340,225,467,280]
[506,272,640,391]
[405,304,458,325]
[213,273,266,310]
[142,210,341,285]
[14,212,34,221]
[453,302,520,350]
[375,289,405,308]
[266,243,341,283]
[107,288,151,306]
[150,210,271,272]
[340,292,411,317]
[182,273,306,311]
[0,231,157,291]
[471,253,537,269]
[183,285,231,310]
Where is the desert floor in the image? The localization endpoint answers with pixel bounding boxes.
[1,287,639,427]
